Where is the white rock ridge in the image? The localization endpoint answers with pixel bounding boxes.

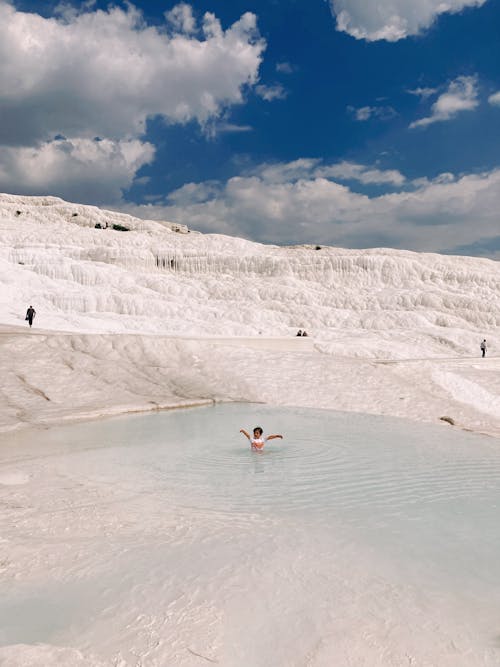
[1,193,499,435]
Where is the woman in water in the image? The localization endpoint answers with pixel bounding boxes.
[240,426,283,450]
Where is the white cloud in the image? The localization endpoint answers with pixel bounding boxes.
[251,159,321,184]
[410,76,479,128]
[54,1,97,21]
[348,105,396,121]
[407,87,438,99]
[0,2,264,144]
[164,3,197,34]
[350,106,374,121]
[121,161,500,255]
[167,181,222,206]
[317,161,406,186]
[214,123,254,134]
[0,138,154,204]
[329,0,487,41]
[276,62,294,74]
[488,91,500,106]
[255,84,288,101]
[0,1,264,201]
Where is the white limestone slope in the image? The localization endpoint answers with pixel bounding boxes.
[1,192,500,436]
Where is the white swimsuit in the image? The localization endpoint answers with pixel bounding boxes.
[251,436,267,449]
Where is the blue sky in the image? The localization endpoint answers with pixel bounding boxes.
[2,0,500,256]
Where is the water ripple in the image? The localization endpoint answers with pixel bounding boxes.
[149,428,500,518]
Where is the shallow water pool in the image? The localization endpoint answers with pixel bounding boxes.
[0,404,499,666]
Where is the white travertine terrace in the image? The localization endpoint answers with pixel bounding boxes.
[1,192,499,436]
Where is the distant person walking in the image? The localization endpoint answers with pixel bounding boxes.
[25,305,36,328]
[480,339,487,358]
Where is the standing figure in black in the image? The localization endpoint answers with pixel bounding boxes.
[480,339,487,358]
[25,305,36,328]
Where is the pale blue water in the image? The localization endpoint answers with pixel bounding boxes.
[1,404,500,664]
[4,404,500,583]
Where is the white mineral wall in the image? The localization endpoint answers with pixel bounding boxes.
[1,193,499,351]
[1,193,500,437]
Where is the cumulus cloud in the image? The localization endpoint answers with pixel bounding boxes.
[349,106,374,121]
[316,161,406,186]
[0,137,154,203]
[0,1,264,144]
[329,0,487,41]
[276,62,294,74]
[347,105,397,121]
[250,159,321,184]
[121,160,500,256]
[0,1,264,201]
[164,3,197,34]
[407,87,438,99]
[488,91,500,106]
[255,84,288,101]
[410,76,479,128]
[53,1,97,21]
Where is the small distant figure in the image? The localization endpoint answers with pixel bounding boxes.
[302,330,309,337]
[480,339,487,358]
[25,305,36,328]
[240,426,283,451]
[296,330,303,336]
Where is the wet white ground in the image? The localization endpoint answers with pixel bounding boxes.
[3,326,500,440]
[1,404,499,666]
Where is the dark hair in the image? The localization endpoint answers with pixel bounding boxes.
[253,426,263,435]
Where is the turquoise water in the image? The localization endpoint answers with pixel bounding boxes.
[1,404,500,665]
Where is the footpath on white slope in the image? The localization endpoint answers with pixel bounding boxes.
[2,323,500,439]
